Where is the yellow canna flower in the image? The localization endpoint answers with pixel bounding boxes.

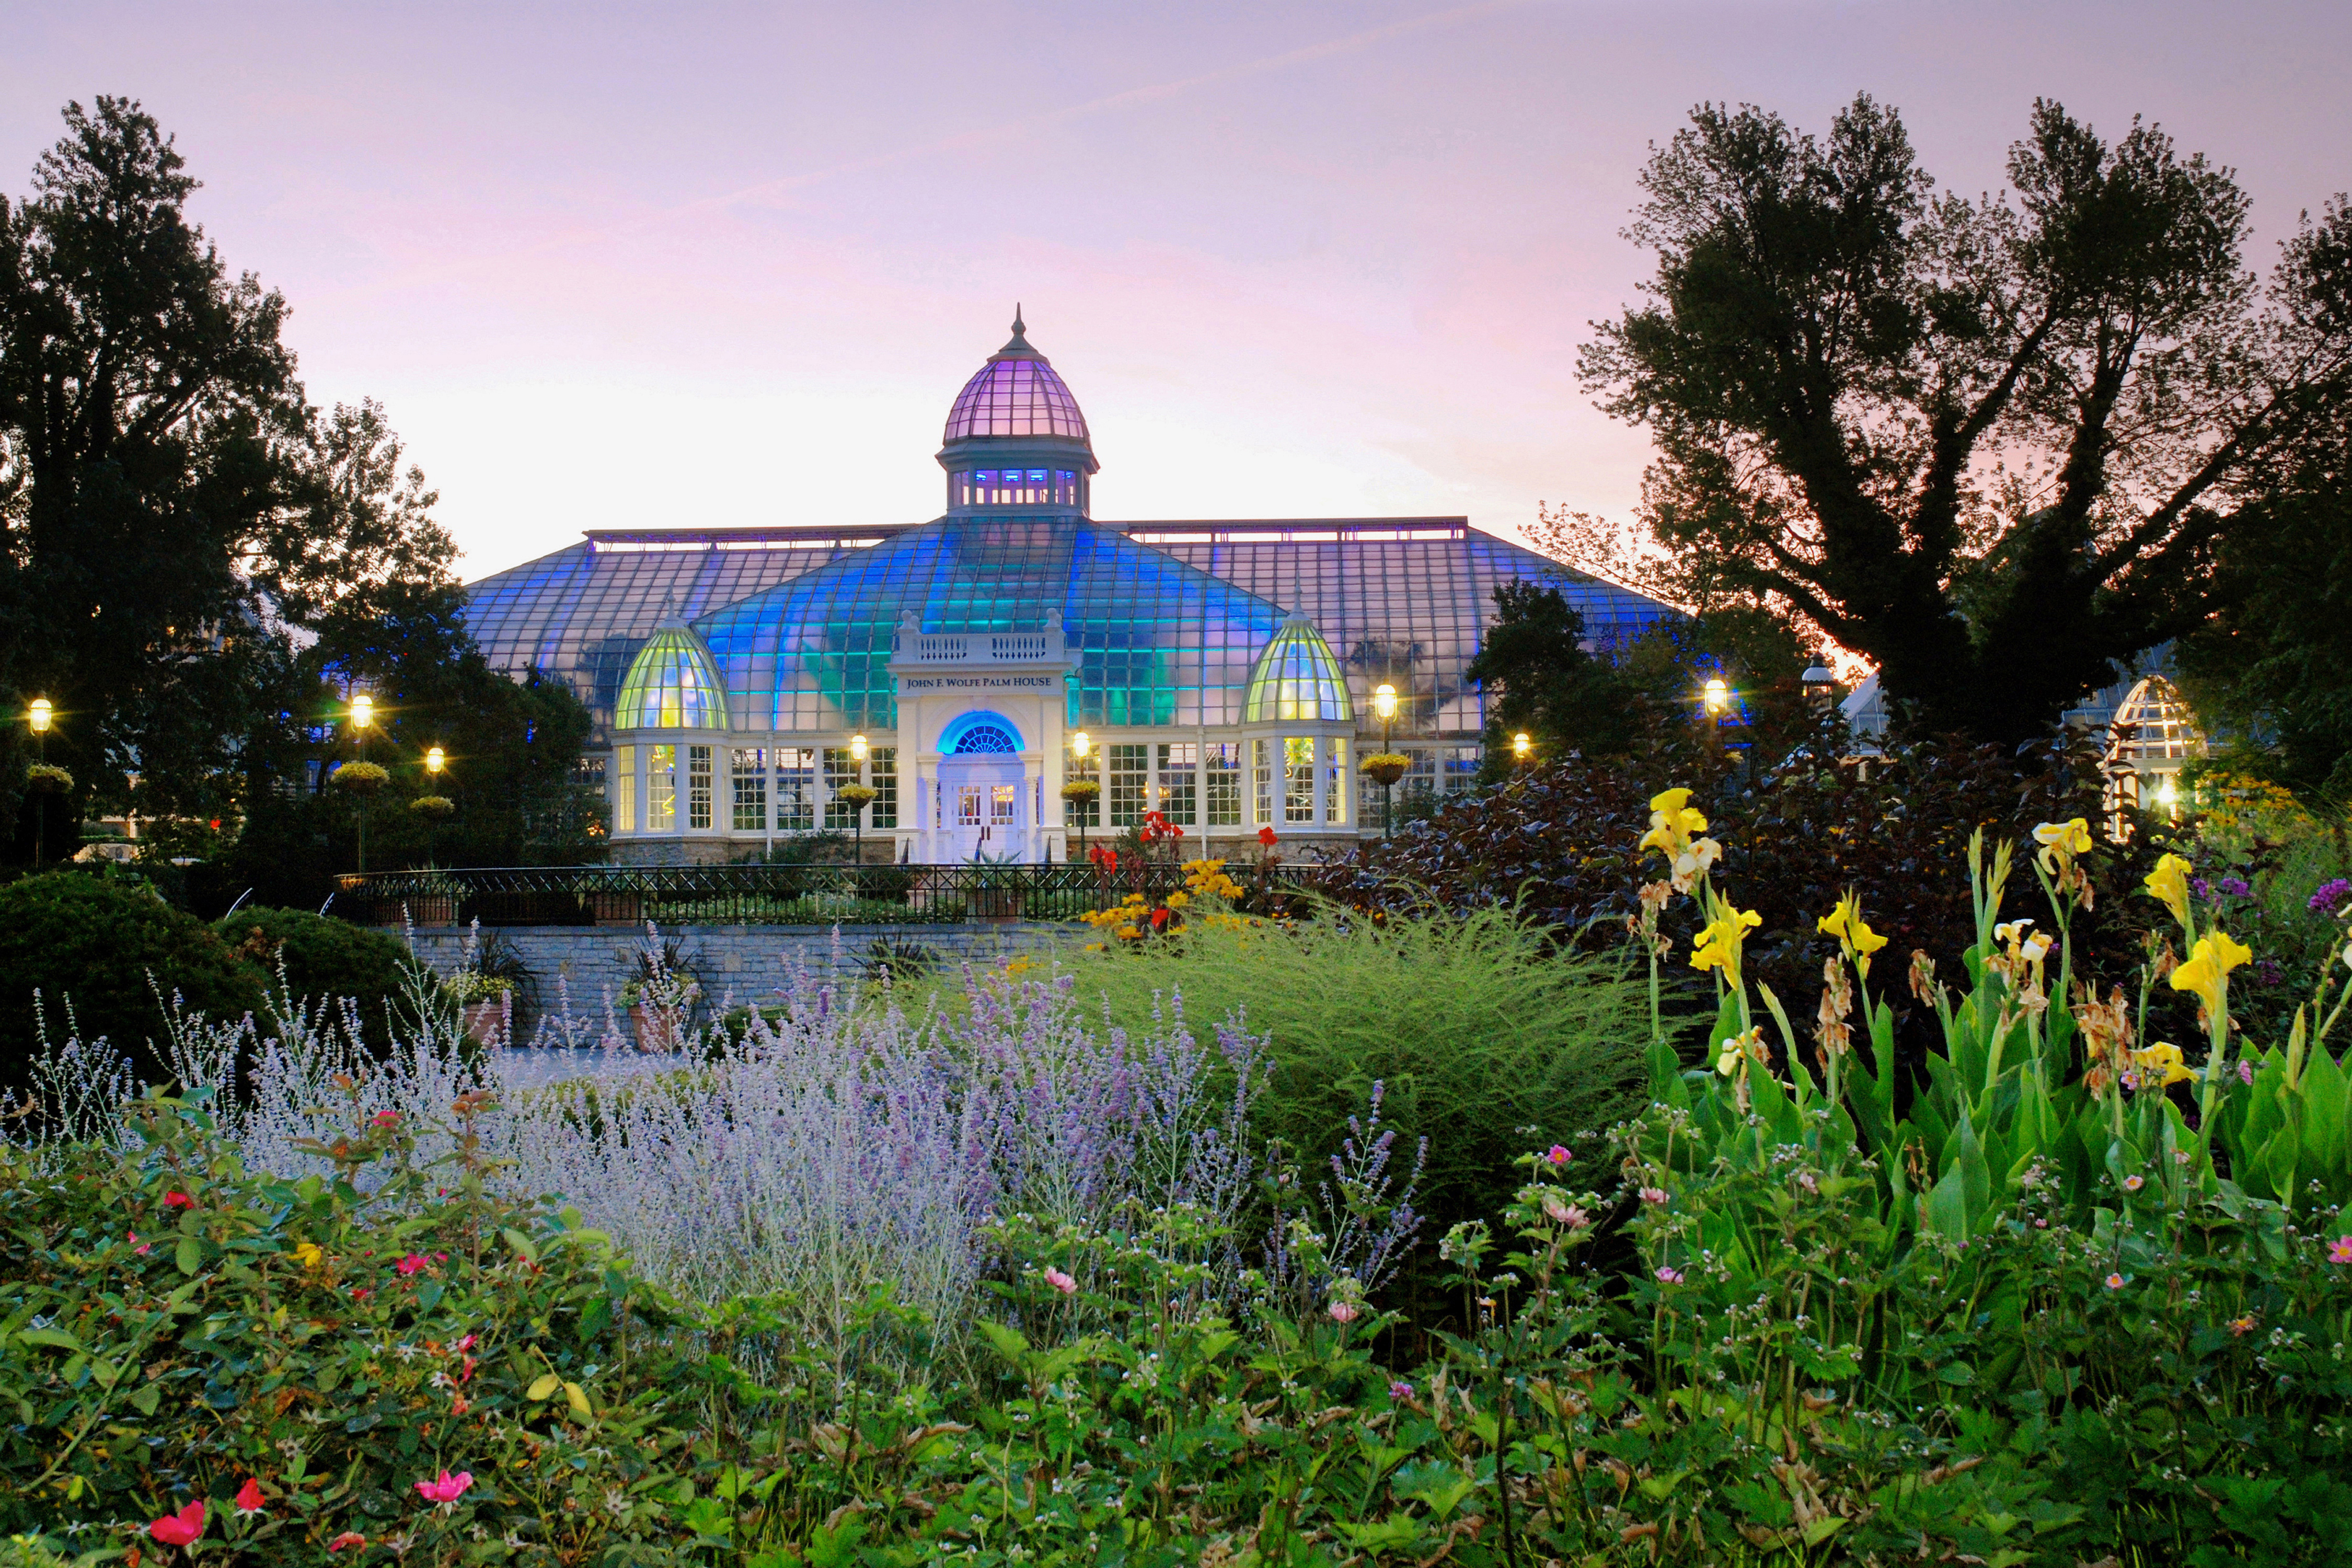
[2033,817,2093,875]
[2131,1041,2197,1087]
[1817,891,1889,974]
[1640,786,1710,859]
[1691,903,1761,976]
[2167,930,2252,1017]
[2143,854,2193,927]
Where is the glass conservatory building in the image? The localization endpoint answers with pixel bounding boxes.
[462,315,1677,862]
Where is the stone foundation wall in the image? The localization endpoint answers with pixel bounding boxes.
[402,921,1066,1015]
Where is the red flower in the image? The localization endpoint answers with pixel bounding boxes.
[371,1110,401,1128]
[129,1230,151,1256]
[234,1477,266,1515]
[1258,826,1278,848]
[163,1191,194,1210]
[1150,907,1170,929]
[395,1253,428,1276]
[328,1531,368,1552]
[149,1500,205,1546]
[414,1469,474,1504]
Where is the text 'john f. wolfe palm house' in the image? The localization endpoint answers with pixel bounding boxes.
[462,315,1676,863]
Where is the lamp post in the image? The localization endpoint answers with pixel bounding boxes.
[1364,683,1404,837]
[1512,731,1532,766]
[27,697,52,868]
[1065,730,1094,859]
[348,693,375,873]
[1802,660,1837,765]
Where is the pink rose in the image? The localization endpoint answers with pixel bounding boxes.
[1639,1186,1668,1206]
[1328,1300,1360,1323]
[414,1469,473,1504]
[1654,1266,1684,1285]
[1043,1267,1077,1296]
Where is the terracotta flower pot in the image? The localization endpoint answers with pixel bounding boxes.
[461,999,507,1048]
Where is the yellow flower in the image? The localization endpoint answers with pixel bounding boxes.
[1816,892,1888,974]
[1691,903,1761,976]
[2168,930,2252,1017]
[2033,817,2092,875]
[1640,786,1710,856]
[293,1241,324,1270]
[1165,892,1190,909]
[2143,853,2192,927]
[2131,1041,2197,1087]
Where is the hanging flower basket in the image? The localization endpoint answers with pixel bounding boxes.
[410,794,456,820]
[1058,779,1101,802]
[333,761,390,794]
[835,783,879,810]
[1359,753,1413,788]
[24,763,72,795]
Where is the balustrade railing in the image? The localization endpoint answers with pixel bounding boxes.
[335,861,1310,928]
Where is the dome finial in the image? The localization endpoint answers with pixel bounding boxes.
[1000,306,1033,355]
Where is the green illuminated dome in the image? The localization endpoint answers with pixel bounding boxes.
[616,618,725,729]
[1246,612,1353,723]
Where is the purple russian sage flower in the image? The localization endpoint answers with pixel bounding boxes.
[2309,878,2352,915]
[2214,876,2252,901]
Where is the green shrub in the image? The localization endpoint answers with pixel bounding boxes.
[0,1091,697,1560]
[1028,903,1648,1235]
[0,871,264,1101]
[216,907,419,1051]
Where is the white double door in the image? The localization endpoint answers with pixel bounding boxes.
[937,754,1033,861]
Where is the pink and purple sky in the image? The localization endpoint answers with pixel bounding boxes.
[8,2,2349,580]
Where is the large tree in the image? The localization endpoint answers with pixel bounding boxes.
[0,99,585,879]
[0,98,302,829]
[1579,95,2352,742]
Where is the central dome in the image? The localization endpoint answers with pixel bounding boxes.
[943,310,1090,444]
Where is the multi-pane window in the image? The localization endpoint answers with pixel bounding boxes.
[615,745,637,833]
[1064,748,1100,827]
[990,783,1017,825]
[1205,743,1242,827]
[956,786,983,826]
[1445,745,1482,792]
[1284,737,1315,823]
[1252,739,1275,826]
[1323,737,1346,825]
[1400,750,1438,809]
[955,468,1081,507]
[1109,743,1150,827]
[647,745,677,832]
[687,745,714,829]
[870,746,898,829]
[775,748,816,832]
[823,748,861,830]
[1156,743,1197,827]
[731,748,768,832]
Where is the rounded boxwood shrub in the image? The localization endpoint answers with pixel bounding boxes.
[0,871,265,1100]
[217,906,419,1052]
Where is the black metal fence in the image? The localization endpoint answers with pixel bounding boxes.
[333,862,1309,928]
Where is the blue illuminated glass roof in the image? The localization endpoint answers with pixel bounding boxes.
[691,516,1289,732]
[459,520,1679,741]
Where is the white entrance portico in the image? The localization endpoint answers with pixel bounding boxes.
[890,612,1072,863]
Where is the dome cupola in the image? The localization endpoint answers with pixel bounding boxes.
[939,308,1098,515]
[616,616,725,729]
[1246,612,1354,724]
